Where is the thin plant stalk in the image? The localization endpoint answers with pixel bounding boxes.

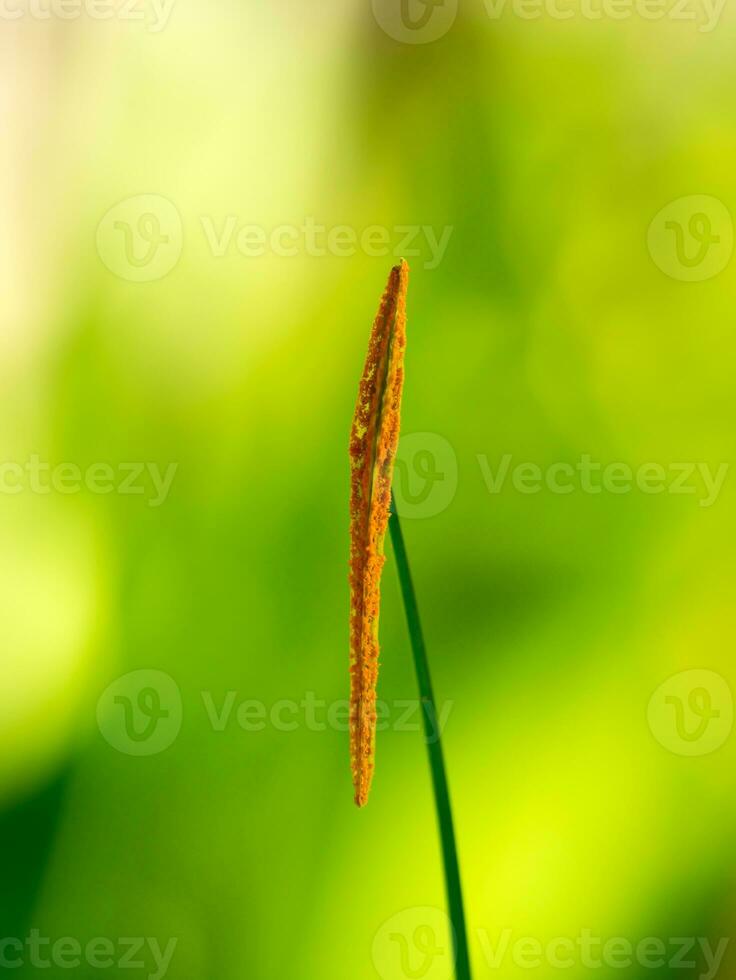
[388,491,472,980]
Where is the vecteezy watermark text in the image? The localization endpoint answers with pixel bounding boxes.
[0,932,177,980]
[477,929,729,977]
[199,216,453,269]
[0,0,176,31]
[95,195,454,282]
[96,670,455,755]
[478,454,728,507]
[372,911,730,980]
[0,457,177,507]
[200,690,453,742]
[372,0,724,42]
[482,0,725,32]
[393,437,730,520]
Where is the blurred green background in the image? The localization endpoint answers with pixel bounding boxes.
[2,1,735,978]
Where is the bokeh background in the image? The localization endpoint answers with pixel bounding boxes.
[2,1,735,977]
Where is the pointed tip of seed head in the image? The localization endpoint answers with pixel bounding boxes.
[354,775,371,808]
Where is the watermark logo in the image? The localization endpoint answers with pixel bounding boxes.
[394,433,458,519]
[97,685,450,752]
[648,196,733,282]
[96,195,183,283]
[97,205,452,278]
[97,670,182,756]
[372,0,457,43]
[391,444,729,518]
[375,0,725,38]
[648,669,733,756]
[373,907,455,980]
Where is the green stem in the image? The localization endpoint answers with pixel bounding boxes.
[388,492,472,980]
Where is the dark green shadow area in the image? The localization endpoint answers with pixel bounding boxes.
[0,769,70,940]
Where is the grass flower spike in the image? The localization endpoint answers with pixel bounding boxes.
[347,261,472,977]
[348,259,409,808]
